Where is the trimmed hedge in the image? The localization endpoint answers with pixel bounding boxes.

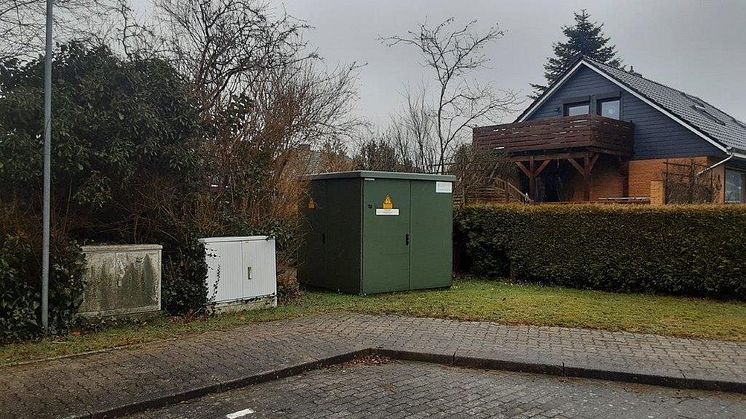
[454,205,746,300]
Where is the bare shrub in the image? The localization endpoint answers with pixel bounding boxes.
[662,160,720,204]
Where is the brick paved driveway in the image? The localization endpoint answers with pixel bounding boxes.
[1,314,745,418]
[131,359,746,419]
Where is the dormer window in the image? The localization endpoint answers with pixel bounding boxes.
[564,102,590,117]
[732,117,746,129]
[681,92,706,107]
[691,104,725,125]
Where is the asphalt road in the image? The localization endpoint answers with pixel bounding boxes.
[130,359,746,418]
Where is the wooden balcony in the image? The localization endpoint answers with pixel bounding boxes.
[473,115,635,202]
[473,114,634,158]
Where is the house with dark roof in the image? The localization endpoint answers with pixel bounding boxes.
[472,56,746,204]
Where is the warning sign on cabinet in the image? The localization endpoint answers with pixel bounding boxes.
[376,208,399,216]
[377,195,399,215]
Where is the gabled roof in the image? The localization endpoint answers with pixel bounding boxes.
[517,56,746,155]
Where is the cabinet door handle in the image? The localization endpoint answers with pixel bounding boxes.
[247,266,252,280]
[405,233,410,246]
[321,232,326,244]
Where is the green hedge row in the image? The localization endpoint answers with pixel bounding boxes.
[454,205,746,300]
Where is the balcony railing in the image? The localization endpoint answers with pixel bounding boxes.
[473,114,634,156]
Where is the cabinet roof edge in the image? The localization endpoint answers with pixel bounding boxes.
[198,236,272,244]
[81,244,163,252]
[306,171,456,182]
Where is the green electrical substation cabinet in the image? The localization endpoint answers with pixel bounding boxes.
[298,171,455,295]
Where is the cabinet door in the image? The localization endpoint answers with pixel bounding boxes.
[324,178,362,293]
[241,239,277,298]
[298,180,326,287]
[205,241,244,303]
[410,180,453,289]
[362,178,411,294]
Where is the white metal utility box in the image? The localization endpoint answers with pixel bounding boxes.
[198,236,277,311]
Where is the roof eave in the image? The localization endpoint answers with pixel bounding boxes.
[515,57,586,123]
[518,58,732,155]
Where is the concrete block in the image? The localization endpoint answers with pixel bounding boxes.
[79,244,162,317]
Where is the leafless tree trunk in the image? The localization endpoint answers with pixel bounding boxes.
[381,18,520,173]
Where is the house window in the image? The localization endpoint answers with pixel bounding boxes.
[564,102,590,117]
[725,170,744,203]
[598,98,621,119]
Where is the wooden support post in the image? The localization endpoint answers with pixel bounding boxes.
[515,157,551,202]
[583,153,590,201]
[588,153,599,172]
[529,156,536,201]
[535,159,551,177]
[582,152,596,201]
[618,157,630,197]
[568,158,584,174]
[515,161,531,177]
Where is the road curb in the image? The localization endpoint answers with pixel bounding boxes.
[384,348,746,394]
[81,347,746,418]
[84,349,375,419]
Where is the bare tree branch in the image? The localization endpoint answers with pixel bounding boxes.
[0,0,130,61]
[154,0,312,116]
[381,18,521,173]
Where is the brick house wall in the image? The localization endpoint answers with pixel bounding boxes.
[628,156,725,203]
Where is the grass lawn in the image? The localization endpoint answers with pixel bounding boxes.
[2,279,745,366]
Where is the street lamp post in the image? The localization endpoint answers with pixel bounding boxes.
[41,0,53,331]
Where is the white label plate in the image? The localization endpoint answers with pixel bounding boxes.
[375,208,399,216]
[435,181,453,193]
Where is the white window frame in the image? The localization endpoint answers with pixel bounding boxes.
[725,169,745,204]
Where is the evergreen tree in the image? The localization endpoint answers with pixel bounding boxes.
[531,10,621,98]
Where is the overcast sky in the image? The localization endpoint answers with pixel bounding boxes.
[275,0,746,127]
